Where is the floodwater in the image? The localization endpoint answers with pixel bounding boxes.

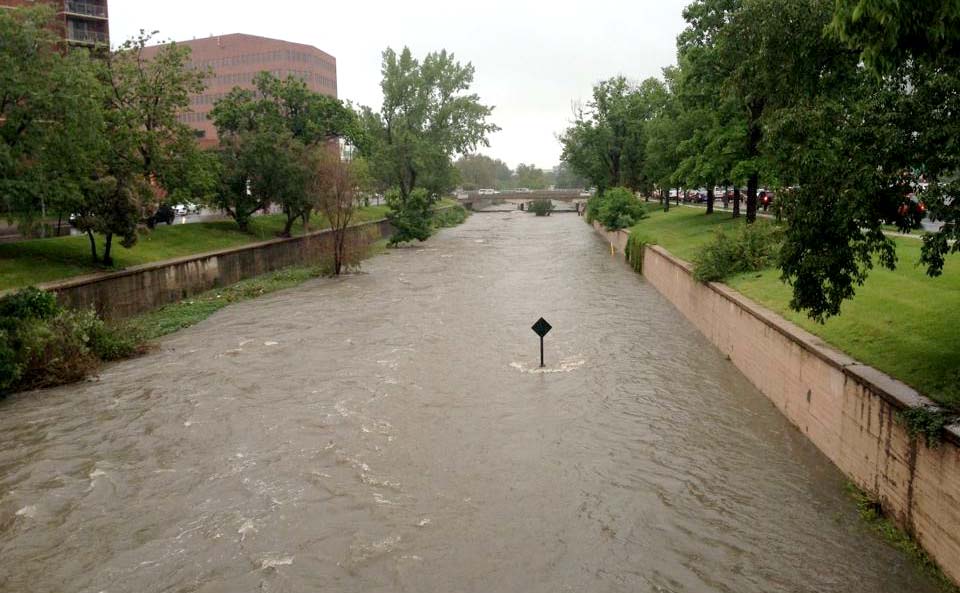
[0,212,940,593]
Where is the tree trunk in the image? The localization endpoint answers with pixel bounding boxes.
[733,187,741,218]
[102,233,114,266]
[663,189,670,212]
[86,229,99,263]
[56,212,63,237]
[282,209,296,237]
[675,186,680,206]
[746,172,759,223]
[706,187,714,215]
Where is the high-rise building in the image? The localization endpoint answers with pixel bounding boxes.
[0,0,110,48]
[143,34,338,146]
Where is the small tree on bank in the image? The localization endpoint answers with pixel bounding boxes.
[311,154,369,275]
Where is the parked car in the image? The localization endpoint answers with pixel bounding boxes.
[147,204,176,228]
[172,204,188,216]
[478,188,497,195]
[516,188,532,193]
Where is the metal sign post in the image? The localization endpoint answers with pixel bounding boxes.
[531,317,552,368]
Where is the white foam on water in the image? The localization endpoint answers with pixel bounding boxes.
[238,519,257,542]
[15,505,37,519]
[416,518,431,527]
[509,359,586,374]
[260,554,294,569]
[264,341,279,347]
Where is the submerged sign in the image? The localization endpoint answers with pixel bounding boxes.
[531,317,552,367]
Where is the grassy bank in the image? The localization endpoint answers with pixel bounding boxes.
[0,205,391,291]
[624,207,960,407]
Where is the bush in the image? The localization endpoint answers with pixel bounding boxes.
[0,286,59,320]
[387,188,434,245]
[0,287,146,396]
[433,203,469,228]
[693,221,783,282]
[585,195,602,223]
[528,199,554,216]
[0,329,20,394]
[90,321,146,361]
[625,228,653,274]
[596,187,648,231]
[14,310,101,390]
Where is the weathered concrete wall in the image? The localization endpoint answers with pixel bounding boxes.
[41,219,392,320]
[593,221,960,583]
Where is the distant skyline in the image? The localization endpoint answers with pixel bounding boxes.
[109,0,690,170]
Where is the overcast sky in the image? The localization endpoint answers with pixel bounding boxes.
[110,0,691,171]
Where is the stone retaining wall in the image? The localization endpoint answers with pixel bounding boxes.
[40,218,392,320]
[593,222,960,584]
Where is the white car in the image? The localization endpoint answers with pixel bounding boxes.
[172,204,188,216]
[478,188,497,195]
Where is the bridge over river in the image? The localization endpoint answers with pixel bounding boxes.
[0,211,940,592]
[458,189,587,212]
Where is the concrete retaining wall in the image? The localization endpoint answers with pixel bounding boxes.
[593,222,960,583]
[40,218,392,320]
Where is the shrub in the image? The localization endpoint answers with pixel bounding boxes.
[693,222,783,282]
[90,321,146,361]
[596,187,648,231]
[0,329,20,394]
[387,188,434,245]
[14,310,101,390]
[528,199,555,216]
[433,203,469,228]
[0,286,59,320]
[0,287,147,396]
[625,228,653,273]
[585,195,602,223]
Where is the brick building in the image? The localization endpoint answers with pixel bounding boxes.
[0,0,109,47]
[143,34,338,145]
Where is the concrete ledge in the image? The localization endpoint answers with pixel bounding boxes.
[36,218,393,320]
[592,221,960,583]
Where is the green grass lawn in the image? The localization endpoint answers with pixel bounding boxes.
[0,205,390,291]
[626,207,960,407]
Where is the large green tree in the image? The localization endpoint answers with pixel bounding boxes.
[211,72,363,236]
[363,47,499,203]
[0,6,104,238]
[85,32,211,264]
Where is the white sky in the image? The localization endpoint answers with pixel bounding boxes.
[109,0,690,170]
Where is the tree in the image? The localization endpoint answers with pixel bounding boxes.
[0,6,104,238]
[455,154,505,190]
[211,72,363,236]
[553,162,588,189]
[514,163,547,189]
[311,154,369,275]
[88,31,211,264]
[364,47,499,204]
[828,0,960,280]
[386,188,433,245]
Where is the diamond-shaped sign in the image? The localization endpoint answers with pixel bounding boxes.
[531,317,552,338]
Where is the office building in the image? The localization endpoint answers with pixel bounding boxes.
[0,0,109,47]
[143,33,338,145]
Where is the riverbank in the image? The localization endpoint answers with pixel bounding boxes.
[592,218,960,587]
[625,207,960,408]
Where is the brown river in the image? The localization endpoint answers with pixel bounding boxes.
[0,212,941,592]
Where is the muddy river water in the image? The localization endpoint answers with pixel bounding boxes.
[0,212,940,592]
